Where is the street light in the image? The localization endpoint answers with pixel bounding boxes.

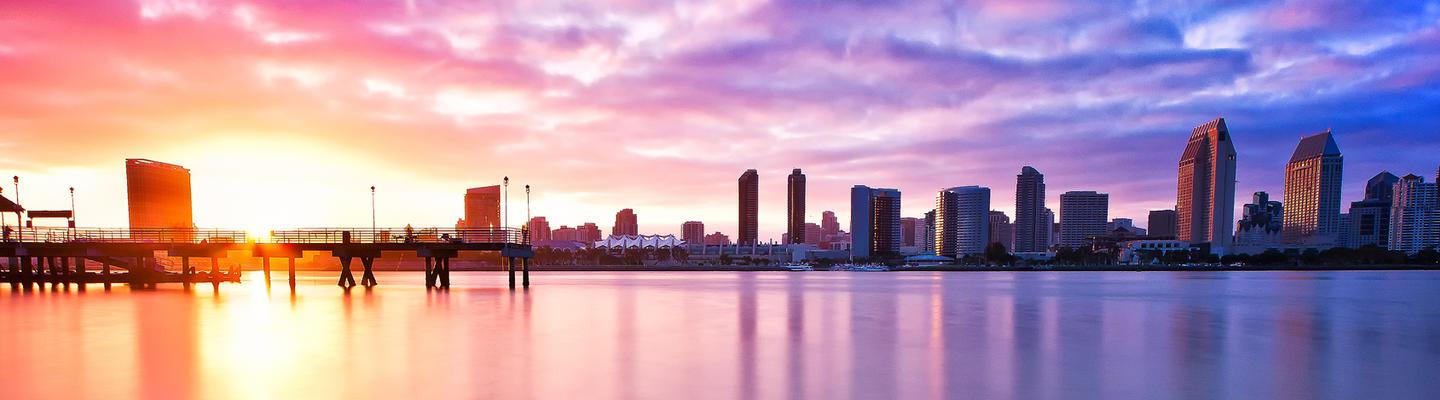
[69,187,76,230]
[525,184,531,243]
[503,176,509,240]
[370,185,376,242]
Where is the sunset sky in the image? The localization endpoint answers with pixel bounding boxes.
[1,0,1438,240]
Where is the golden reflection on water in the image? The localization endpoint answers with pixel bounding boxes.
[1,271,1437,400]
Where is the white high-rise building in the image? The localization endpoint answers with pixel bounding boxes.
[1390,174,1438,254]
[935,186,991,258]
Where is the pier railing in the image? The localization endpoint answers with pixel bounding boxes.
[1,227,248,244]
[268,227,527,245]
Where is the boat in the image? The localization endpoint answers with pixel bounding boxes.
[855,264,889,272]
[783,263,814,272]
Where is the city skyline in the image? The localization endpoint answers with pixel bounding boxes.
[2,1,1439,241]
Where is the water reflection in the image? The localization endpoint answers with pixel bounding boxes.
[0,271,1437,400]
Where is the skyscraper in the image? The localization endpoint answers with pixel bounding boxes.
[1045,208,1058,249]
[578,222,603,242]
[1235,192,1283,248]
[464,185,501,229]
[1177,117,1238,253]
[1014,166,1048,253]
[821,211,839,237]
[923,209,936,254]
[124,159,191,243]
[1283,130,1343,246]
[551,225,578,242]
[1389,174,1438,254]
[1147,209,1178,238]
[805,223,823,245]
[935,186,991,258]
[900,217,920,247]
[528,216,552,242]
[738,169,758,245]
[1345,172,1399,248]
[787,168,806,244]
[989,211,1014,252]
[850,185,901,259]
[613,209,638,236]
[125,159,193,233]
[1059,191,1109,248]
[682,221,705,244]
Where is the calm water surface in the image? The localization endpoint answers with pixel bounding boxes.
[1,271,1437,400]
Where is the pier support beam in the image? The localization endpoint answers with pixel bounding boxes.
[424,257,434,288]
[508,257,515,289]
[262,257,271,286]
[287,257,296,290]
[337,256,356,288]
[360,257,377,287]
[439,257,450,288]
[210,256,220,290]
[102,261,111,290]
[522,257,529,288]
[182,257,191,288]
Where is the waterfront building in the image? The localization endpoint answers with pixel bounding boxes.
[528,217,552,242]
[935,186,990,258]
[900,217,920,247]
[805,223,823,245]
[1283,130,1344,246]
[613,209,638,236]
[125,159,193,232]
[1147,209,1178,238]
[787,169,806,244]
[1106,218,1147,236]
[1014,166,1048,253]
[704,231,731,246]
[595,234,683,249]
[578,222,603,243]
[1045,208,1058,249]
[1177,117,1238,254]
[989,211,1014,252]
[682,221,705,244]
[1059,191,1109,248]
[463,185,501,229]
[1235,192,1284,250]
[850,185,901,259]
[551,226,578,242]
[923,209,936,254]
[738,169,759,245]
[1390,174,1439,254]
[1345,172,1400,248]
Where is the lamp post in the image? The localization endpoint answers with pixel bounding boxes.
[12,176,19,240]
[503,176,509,240]
[370,185,376,242]
[525,184,531,243]
[69,187,76,234]
[1,186,6,238]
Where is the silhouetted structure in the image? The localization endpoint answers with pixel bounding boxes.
[1147,209,1178,238]
[125,159,193,242]
[989,211,1014,252]
[738,169,758,245]
[1345,172,1400,248]
[787,169,805,244]
[1015,166,1048,253]
[1235,192,1284,248]
[1177,117,1237,254]
[1283,130,1343,246]
[464,185,501,228]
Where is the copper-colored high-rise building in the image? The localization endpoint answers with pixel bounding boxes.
[1283,130,1343,246]
[578,223,603,243]
[682,221,705,244]
[125,159,194,233]
[738,169,758,245]
[528,216,552,242]
[1014,166,1047,253]
[787,168,805,244]
[613,209,638,236]
[464,185,501,228]
[1177,117,1237,253]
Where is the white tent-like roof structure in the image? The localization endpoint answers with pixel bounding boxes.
[594,235,684,249]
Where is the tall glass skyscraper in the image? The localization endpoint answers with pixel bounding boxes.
[787,169,806,244]
[850,185,901,259]
[1283,130,1343,246]
[738,169,758,245]
[1014,166,1047,253]
[1177,117,1237,254]
[935,186,990,258]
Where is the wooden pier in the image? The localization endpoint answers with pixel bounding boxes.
[0,227,534,290]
